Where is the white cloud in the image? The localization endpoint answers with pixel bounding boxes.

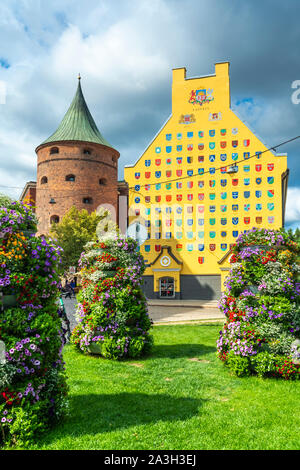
[48,23,169,91]
[0,0,299,203]
[0,1,173,191]
[285,187,300,226]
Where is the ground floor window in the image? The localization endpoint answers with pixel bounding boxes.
[50,215,59,224]
[159,277,175,298]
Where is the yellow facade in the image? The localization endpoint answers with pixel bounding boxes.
[124,62,288,299]
[146,245,183,297]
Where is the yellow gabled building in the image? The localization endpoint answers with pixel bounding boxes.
[124,62,289,300]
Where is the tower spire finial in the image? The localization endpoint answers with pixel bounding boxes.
[78,73,81,81]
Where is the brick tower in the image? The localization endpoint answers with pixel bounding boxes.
[35,75,120,234]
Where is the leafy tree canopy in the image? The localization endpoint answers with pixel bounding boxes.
[50,206,118,273]
[0,192,13,207]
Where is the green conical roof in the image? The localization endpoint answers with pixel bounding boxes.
[40,76,112,148]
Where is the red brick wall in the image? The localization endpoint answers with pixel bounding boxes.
[21,186,36,212]
[35,141,119,234]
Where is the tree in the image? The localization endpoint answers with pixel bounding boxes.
[50,206,117,273]
[0,192,13,208]
[294,227,300,244]
[285,228,300,276]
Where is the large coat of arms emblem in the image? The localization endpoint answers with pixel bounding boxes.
[189,89,214,105]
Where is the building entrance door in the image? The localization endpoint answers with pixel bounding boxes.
[159,277,175,298]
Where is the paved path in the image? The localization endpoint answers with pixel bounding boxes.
[147,299,224,324]
[62,297,77,332]
[61,297,225,330]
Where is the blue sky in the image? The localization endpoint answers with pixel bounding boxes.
[0,0,299,228]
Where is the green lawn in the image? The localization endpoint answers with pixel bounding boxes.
[29,323,300,450]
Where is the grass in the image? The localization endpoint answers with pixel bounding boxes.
[28,323,300,450]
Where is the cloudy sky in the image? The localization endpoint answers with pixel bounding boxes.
[0,0,300,228]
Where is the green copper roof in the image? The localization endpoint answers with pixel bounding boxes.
[41,77,112,148]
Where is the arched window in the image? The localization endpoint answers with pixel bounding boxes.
[41,176,48,184]
[83,197,93,204]
[66,174,76,182]
[83,148,92,155]
[50,147,59,155]
[159,277,175,298]
[99,178,107,186]
[50,215,59,224]
[112,156,117,163]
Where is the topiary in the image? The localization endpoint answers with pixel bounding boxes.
[217,228,300,380]
[71,235,153,359]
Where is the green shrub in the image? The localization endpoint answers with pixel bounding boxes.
[3,403,46,448]
[250,352,277,377]
[226,352,251,377]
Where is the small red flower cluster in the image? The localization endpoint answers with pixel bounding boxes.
[228,309,245,322]
[261,250,277,265]
[1,389,20,406]
[96,252,117,264]
[275,360,300,380]
[18,280,39,304]
[224,294,237,308]
[244,328,265,345]
[91,269,125,302]
[230,254,238,264]
[218,352,228,362]
[223,295,245,322]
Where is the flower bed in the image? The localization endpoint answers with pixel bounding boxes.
[217,228,300,379]
[0,202,68,447]
[70,236,153,359]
